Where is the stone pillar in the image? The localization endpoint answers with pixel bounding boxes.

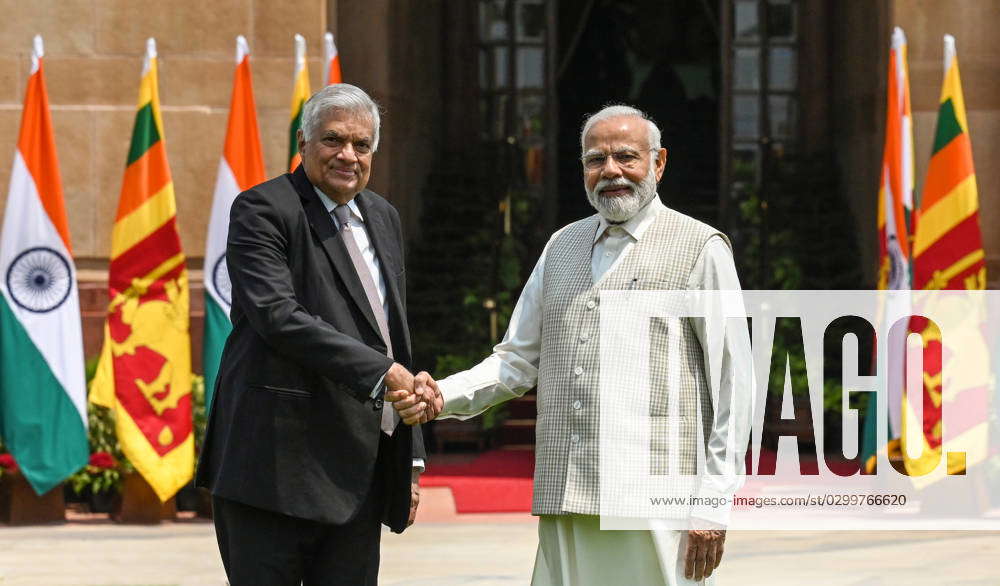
[332,0,444,238]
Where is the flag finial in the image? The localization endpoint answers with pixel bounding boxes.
[142,38,158,77]
[236,35,250,64]
[943,34,956,71]
[891,27,906,50]
[31,35,44,74]
[294,33,306,66]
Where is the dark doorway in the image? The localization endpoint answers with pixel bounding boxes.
[556,0,722,226]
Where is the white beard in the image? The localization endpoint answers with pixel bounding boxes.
[586,164,659,222]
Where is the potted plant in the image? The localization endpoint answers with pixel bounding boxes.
[0,449,65,525]
[67,451,120,513]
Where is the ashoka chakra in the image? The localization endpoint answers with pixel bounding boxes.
[212,254,232,307]
[6,247,72,313]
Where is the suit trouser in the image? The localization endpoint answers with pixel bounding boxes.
[212,436,389,586]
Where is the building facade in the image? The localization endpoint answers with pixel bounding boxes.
[0,0,996,376]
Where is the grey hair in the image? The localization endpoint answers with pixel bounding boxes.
[301,83,382,151]
[579,104,661,153]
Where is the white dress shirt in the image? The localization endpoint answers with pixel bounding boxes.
[315,187,424,473]
[438,196,752,523]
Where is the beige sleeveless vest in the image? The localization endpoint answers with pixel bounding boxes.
[534,206,727,516]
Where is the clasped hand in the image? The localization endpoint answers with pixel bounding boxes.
[383,363,442,425]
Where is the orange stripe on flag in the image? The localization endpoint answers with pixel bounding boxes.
[327,56,342,85]
[16,61,71,252]
[919,132,973,210]
[223,57,266,191]
[115,141,172,221]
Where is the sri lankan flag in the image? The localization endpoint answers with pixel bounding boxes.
[90,38,193,502]
[288,33,310,171]
[904,34,988,480]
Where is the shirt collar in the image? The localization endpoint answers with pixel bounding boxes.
[593,195,665,244]
[314,186,364,223]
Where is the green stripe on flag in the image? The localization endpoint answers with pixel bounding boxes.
[0,298,87,496]
[931,98,963,155]
[202,292,232,412]
[126,102,161,166]
[288,105,304,168]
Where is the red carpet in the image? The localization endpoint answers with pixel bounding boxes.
[421,450,534,513]
[421,449,857,514]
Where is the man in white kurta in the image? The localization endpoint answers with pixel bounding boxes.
[391,105,752,585]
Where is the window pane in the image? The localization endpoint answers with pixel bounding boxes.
[479,48,489,88]
[516,0,546,42]
[734,48,760,90]
[735,0,759,39]
[494,46,509,88]
[732,147,758,184]
[734,95,760,139]
[768,47,796,90]
[767,0,796,40]
[518,94,545,139]
[492,94,511,139]
[480,0,509,41]
[769,95,797,139]
[517,47,544,89]
[480,95,511,140]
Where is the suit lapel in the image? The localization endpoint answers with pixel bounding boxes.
[355,191,410,358]
[292,168,382,342]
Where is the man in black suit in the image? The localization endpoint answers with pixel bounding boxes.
[196,83,435,585]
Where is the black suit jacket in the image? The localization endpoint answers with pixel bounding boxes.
[196,166,424,533]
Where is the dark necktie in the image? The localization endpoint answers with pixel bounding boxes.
[333,204,400,435]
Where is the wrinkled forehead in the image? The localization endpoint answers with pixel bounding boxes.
[583,115,647,151]
[317,107,375,136]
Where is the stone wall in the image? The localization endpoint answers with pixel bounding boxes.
[0,0,331,363]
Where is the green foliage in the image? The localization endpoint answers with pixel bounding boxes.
[67,402,126,495]
[191,374,207,453]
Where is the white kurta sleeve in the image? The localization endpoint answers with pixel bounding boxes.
[436,244,547,419]
[687,236,754,526]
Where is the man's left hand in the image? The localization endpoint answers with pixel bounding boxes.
[408,481,420,526]
[684,527,726,581]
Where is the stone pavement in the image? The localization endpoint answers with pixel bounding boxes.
[0,489,998,585]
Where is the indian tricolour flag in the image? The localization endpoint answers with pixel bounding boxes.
[323,32,342,86]
[0,35,88,496]
[288,33,311,171]
[863,27,914,473]
[204,36,265,410]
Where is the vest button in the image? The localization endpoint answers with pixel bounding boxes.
[572,400,582,410]
[573,366,583,376]
[579,332,589,342]
[586,300,596,310]
[570,433,580,444]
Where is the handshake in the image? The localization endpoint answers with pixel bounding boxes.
[383,363,443,426]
